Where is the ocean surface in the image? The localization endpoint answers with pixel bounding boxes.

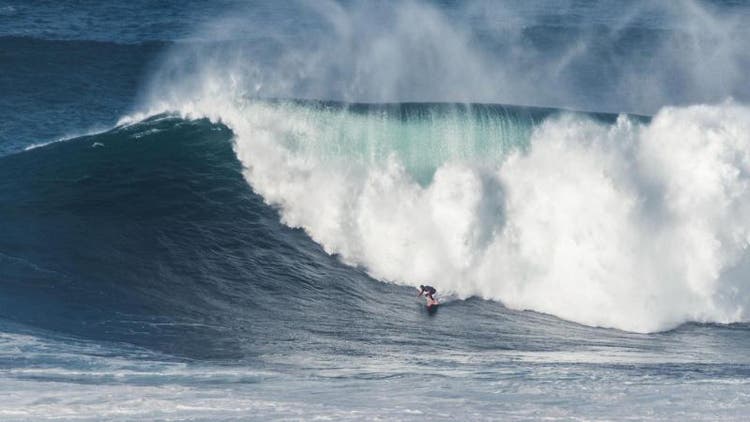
[2,0,750,420]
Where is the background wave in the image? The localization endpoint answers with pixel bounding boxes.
[0,36,163,155]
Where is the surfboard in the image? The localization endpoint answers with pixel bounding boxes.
[426,301,439,314]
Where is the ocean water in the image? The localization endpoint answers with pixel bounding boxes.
[2,1,750,420]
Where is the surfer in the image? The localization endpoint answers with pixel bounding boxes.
[417,285,438,306]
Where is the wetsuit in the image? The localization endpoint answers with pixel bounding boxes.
[420,285,437,299]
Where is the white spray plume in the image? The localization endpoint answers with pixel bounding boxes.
[143,0,750,114]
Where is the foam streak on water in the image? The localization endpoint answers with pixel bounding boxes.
[1,321,750,421]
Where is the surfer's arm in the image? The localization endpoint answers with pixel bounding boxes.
[417,289,423,297]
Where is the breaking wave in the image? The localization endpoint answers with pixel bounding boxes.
[122,96,750,333]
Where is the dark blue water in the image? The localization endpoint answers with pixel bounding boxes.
[2,1,750,420]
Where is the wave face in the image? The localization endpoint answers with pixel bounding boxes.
[124,97,750,333]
